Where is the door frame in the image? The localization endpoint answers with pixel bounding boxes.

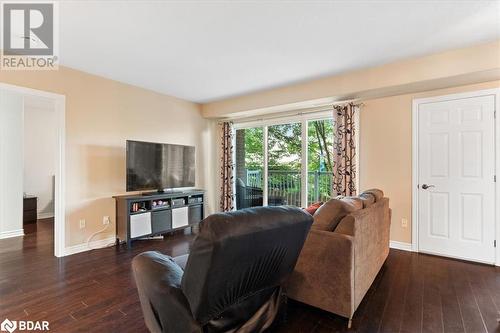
[412,88,500,266]
[0,82,66,258]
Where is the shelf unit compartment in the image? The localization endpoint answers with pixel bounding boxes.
[188,194,204,205]
[151,209,172,234]
[171,197,187,208]
[130,212,152,238]
[130,200,151,213]
[188,205,203,225]
[152,198,170,210]
[172,206,189,229]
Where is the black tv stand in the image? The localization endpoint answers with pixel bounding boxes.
[113,189,205,248]
[141,189,186,196]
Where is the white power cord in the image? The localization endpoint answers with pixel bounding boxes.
[86,223,115,250]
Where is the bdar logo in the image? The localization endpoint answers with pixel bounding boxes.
[0,318,49,332]
[0,319,17,333]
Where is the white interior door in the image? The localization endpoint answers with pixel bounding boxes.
[418,94,496,263]
[0,90,24,238]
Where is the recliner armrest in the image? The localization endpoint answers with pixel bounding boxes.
[132,251,201,333]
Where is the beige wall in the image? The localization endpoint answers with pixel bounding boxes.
[360,80,500,243]
[0,67,215,247]
[204,41,500,244]
[24,101,57,218]
[205,41,499,244]
[202,40,500,118]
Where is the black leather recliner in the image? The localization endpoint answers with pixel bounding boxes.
[132,206,313,333]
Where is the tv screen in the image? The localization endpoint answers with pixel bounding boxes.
[126,140,195,192]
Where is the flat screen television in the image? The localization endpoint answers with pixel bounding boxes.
[126,140,195,192]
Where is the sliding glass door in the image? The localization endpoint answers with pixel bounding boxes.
[268,122,302,206]
[234,113,336,209]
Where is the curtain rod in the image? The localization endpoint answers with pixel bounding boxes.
[218,101,364,125]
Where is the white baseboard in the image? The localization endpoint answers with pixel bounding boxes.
[0,229,24,239]
[64,236,116,256]
[38,212,54,219]
[390,240,413,252]
[390,241,500,266]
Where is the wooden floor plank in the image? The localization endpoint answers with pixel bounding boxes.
[378,249,412,332]
[422,254,444,333]
[449,260,488,333]
[400,252,425,333]
[356,250,403,333]
[439,258,465,333]
[464,263,499,333]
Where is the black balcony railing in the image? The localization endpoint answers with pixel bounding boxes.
[245,169,333,206]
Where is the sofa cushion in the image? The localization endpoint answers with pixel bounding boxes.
[361,189,384,202]
[359,193,376,208]
[340,196,363,210]
[334,196,364,210]
[333,215,355,235]
[312,198,361,231]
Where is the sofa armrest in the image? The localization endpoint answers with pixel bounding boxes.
[287,229,354,318]
[338,198,391,310]
[132,251,201,333]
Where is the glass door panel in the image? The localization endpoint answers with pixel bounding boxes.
[307,119,334,205]
[234,127,264,210]
[267,123,302,206]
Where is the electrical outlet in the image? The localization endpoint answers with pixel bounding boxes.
[103,216,110,225]
[401,218,408,228]
[79,219,86,229]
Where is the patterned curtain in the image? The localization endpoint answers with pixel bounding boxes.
[332,103,358,196]
[219,122,235,211]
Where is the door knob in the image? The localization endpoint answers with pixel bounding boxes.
[421,184,435,190]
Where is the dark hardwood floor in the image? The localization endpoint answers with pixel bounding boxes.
[0,220,499,333]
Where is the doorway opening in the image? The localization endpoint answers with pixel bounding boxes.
[0,83,65,257]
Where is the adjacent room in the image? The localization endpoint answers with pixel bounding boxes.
[23,96,57,236]
[0,1,499,332]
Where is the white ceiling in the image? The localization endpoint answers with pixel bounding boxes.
[59,1,500,103]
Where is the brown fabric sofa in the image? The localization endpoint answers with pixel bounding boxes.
[286,190,391,327]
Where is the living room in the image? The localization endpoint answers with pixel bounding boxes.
[0,1,499,332]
